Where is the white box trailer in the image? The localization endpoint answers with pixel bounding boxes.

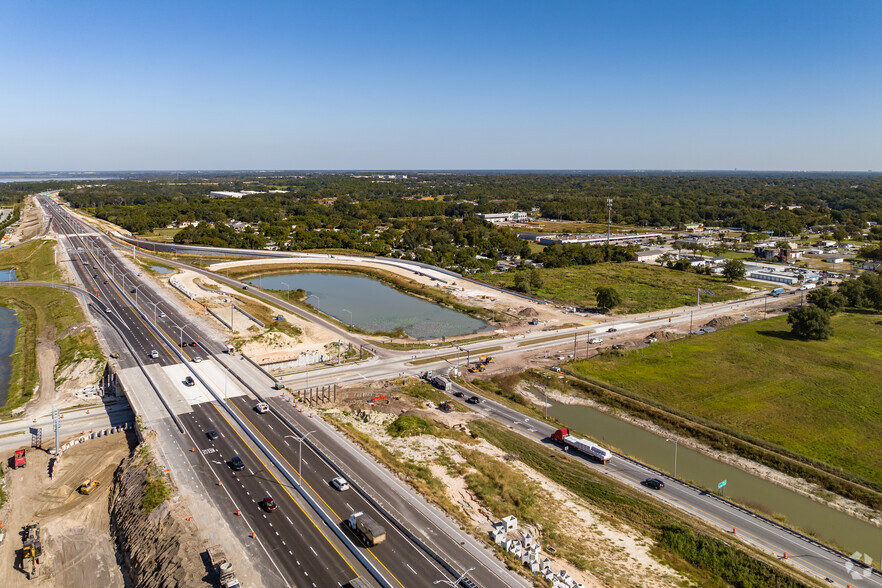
[551,428,612,464]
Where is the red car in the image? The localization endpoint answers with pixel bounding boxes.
[263,496,277,512]
[189,341,198,347]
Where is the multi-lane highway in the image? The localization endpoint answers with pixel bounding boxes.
[40,195,527,587]
[41,194,882,587]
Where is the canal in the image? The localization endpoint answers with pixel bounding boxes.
[543,395,882,559]
[248,272,491,339]
[0,306,19,407]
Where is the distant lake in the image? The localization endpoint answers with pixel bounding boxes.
[0,306,19,407]
[0,177,113,183]
[249,272,491,339]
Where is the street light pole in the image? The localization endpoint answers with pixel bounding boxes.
[666,438,678,478]
[286,432,316,487]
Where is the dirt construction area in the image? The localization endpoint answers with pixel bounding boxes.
[0,430,137,587]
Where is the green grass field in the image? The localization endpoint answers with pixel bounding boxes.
[477,262,749,313]
[0,285,102,414]
[0,239,63,282]
[137,228,180,242]
[570,311,882,485]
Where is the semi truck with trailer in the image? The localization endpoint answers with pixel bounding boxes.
[551,428,612,464]
[348,512,386,546]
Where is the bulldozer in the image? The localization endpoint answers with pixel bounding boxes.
[22,522,41,579]
[479,355,494,364]
[78,479,100,495]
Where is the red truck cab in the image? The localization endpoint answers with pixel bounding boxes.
[14,448,26,468]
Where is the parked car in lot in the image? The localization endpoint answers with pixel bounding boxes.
[230,456,245,471]
[331,477,350,491]
[206,429,218,440]
[644,477,665,490]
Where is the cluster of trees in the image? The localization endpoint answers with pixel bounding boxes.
[534,243,637,268]
[786,275,882,340]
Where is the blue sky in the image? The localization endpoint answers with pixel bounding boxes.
[1,1,880,171]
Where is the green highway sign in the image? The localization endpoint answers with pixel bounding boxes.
[718,480,727,489]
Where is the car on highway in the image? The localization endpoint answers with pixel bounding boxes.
[93,274,98,278]
[467,396,481,404]
[262,496,278,512]
[206,430,218,440]
[644,477,665,490]
[230,456,245,471]
[103,280,109,284]
[105,307,113,314]
[588,337,603,344]
[192,356,203,363]
[184,376,195,387]
[189,341,198,347]
[149,350,159,359]
[607,327,618,332]
[180,341,189,347]
[331,477,350,491]
[255,402,269,414]
[453,391,464,398]
[130,288,136,293]
[159,312,166,318]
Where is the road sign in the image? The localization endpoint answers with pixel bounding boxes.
[718,479,727,489]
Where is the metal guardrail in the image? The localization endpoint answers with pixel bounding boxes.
[204,306,233,330]
[233,304,265,327]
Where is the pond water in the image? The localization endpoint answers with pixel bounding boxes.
[543,394,882,558]
[151,265,173,274]
[0,269,16,282]
[0,306,19,407]
[248,272,491,339]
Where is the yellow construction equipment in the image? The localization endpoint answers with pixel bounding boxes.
[479,356,494,364]
[22,522,41,579]
[78,479,100,495]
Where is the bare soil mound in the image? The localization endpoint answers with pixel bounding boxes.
[518,307,539,317]
[704,315,737,329]
[648,330,679,341]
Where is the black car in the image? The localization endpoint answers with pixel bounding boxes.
[184,376,195,387]
[453,391,464,398]
[466,396,481,404]
[206,429,218,440]
[607,327,618,332]
[644,477,665,490]
[230,456,245,471]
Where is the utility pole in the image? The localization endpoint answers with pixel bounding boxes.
[606,198,613,246]
[52,407,61,456]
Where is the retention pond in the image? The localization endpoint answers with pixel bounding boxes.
[248,272,491,339]
[0,306,19,407]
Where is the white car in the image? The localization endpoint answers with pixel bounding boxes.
[149,350,159,359]
[192,356,203,363]
[331,477,350,491]
[589,337,603,344]
[159,312,166,318]
[255,402,269,414]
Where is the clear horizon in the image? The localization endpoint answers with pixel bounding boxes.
[2,1,880,171]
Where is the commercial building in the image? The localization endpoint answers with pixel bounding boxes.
[634,249,666,263]
[748,270,799,285]
[476,211,528,223]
